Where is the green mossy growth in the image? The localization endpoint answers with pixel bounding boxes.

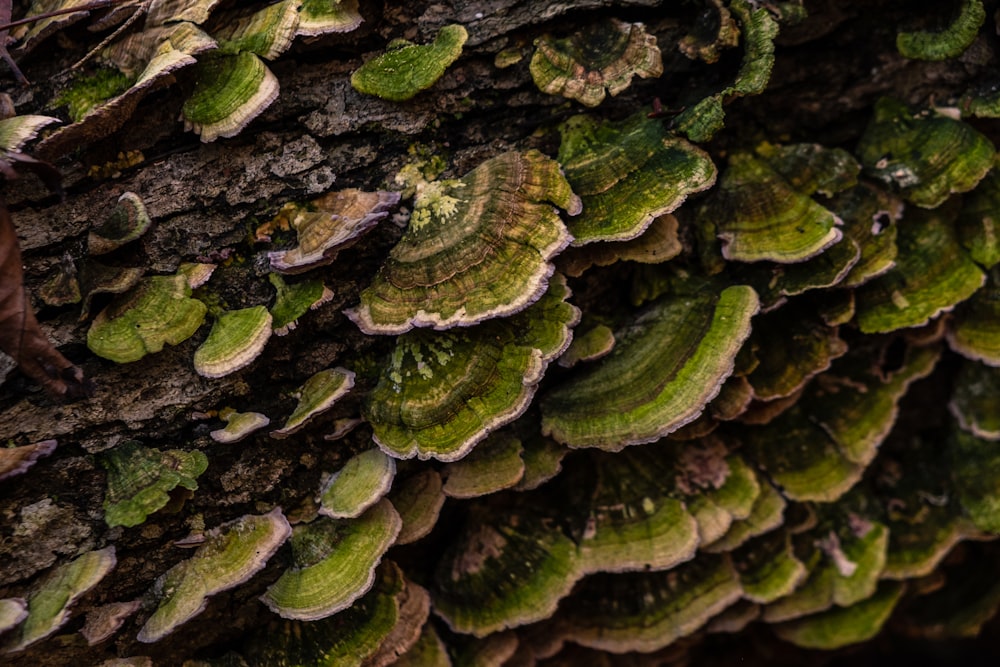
[101,441,209,528]
[351,24,467,102]
[897,0,985,61]
[54,68,132,122]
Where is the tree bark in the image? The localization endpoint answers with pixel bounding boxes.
[1,0,999,665]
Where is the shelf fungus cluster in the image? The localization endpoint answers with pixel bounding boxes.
[31,0,366,151]
[11,2,1000,666]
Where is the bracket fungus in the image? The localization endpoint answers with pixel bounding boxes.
[318,448,397,520]
[772,581,904,649]
[948,266,1000,365]
[529,19,662,108]
[87,274,208,363]
[6,547,117,653]
[0,599,27,636]
[672,0,778,142]
[389,468,445,546]
[855,206,985,334]
[560,446,703,575]
[0,439,56,481]
[100,440,209,528]
[348,150,579,334]
[268,274,332,335]
[261,499,402,621]
[552,555,743,654]
[267,189,400,274]
[541,283,758,450]
[137,508,291,643]
[442,432,525,499]
[250,561,425,667]
[351,24,467,102]
[703,153,843,264]
[896,0,985,61]
[432,505,583,637]
[209,410,270,444]
[857,98,995,209]
[557,113,716,245]
[182,51,279,142]
[297,0,363,37]
[271,367,356,438]
[88,192,152,256]
[957,170,1000,269]
[949,361,1000,440]
[364,274,578,462]
[193,305,273,378]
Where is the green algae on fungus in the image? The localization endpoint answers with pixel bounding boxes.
[896,0,985,62]
[38,37,204,159]
[558,322,615,368]
[703,153,843,264]
[364,274,578,462]
[672,0,778,142]
[560,445,701,574]
[552,554,742,653]
[351,24,467,102]
[182,51,279,142]
[261,499,401,621]
[389,468,445,546]
[856,98,995,209]
[88,192,152,256]
[318,449,396,519]
[731,530,806,604]
[949,360,1000,440]
[804,343,940,467]
[855,205,985,334]
[6,547,117,652]
[272,367,356,438]
[442,432,525,499]
[53,68,132,123]
[210,410,270,444]
[687,451,761,546]
[956,169,1000,269]
[213,0,300,60]
[87,274,208,363]
[541,284,758,450]
[558,213,683,279]
[348,150,579,334]
[744,306,847,401]
[193,306,273,378]
[268,189,400,274]
[100,440,209,528]
[556,113,716,245]
[530,19,662,108]
[754,142,861,199]
[762,503,889,622]
[249,561,425,667]
[268,274,332,335]
[948,266,1000,365]
[772,581,904,649]
[297,0,363,37]
[704,478,786,553]
[950,427,1000,532]
[137,508,291,643]
[432,505,583,637]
